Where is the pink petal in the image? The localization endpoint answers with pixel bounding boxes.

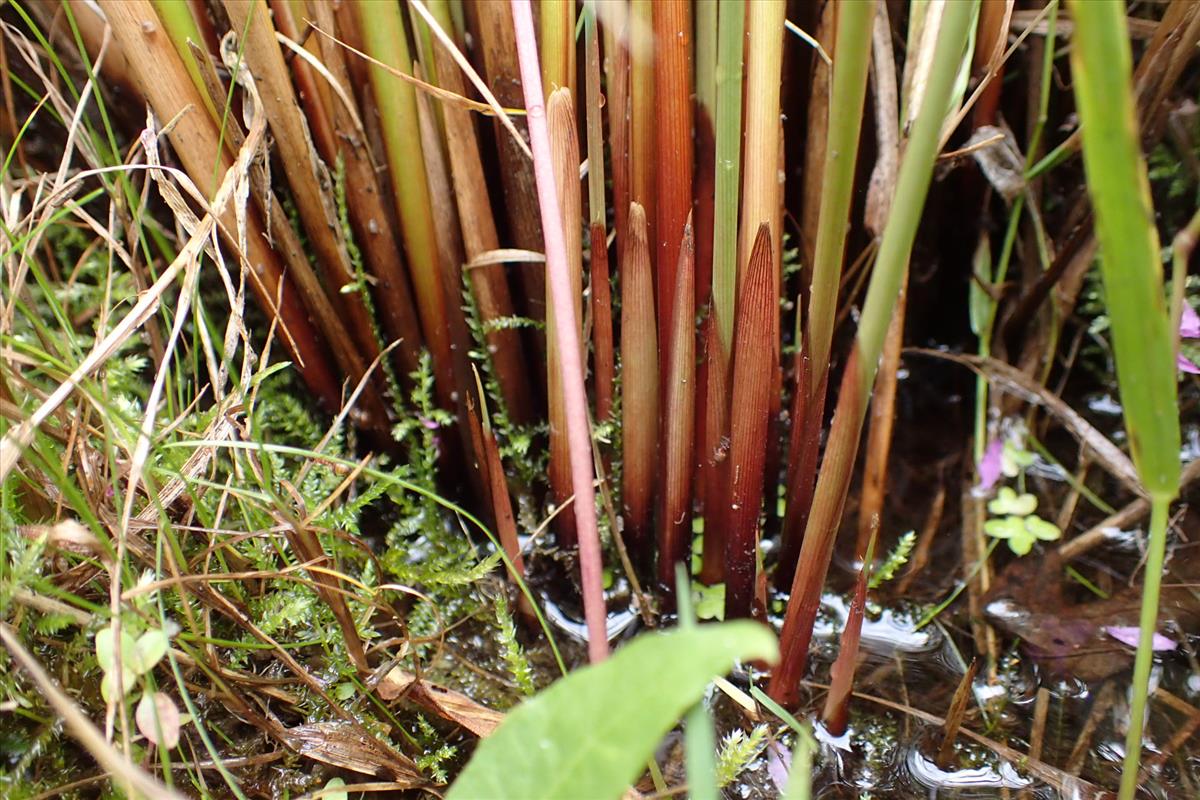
[1180,303,1200,339]
[976,438,1004,491]
[767,741,792,794]
[1178,354,1200,374]
[1103,625,1176,651]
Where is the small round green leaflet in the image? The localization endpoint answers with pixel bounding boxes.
[446,623,778,800]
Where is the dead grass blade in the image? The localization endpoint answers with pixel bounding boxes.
[277,720,424,785]
[908,348,1141,494]
[378,667,504,738]
[0,111,260,481]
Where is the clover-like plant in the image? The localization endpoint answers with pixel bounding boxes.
[94,572,183,749]
[979,432,1062,556]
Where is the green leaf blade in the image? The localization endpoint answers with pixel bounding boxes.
[1068,0,1180,498]
[447,623,777,800]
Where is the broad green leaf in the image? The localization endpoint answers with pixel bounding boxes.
[1068,0,1179,497]
[95,627,137,676]
[1001,440,1034,477]
[100,667,137,703]
[133,629,168,675]
[447,622,777,800]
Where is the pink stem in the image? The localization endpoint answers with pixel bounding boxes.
[510,0,608,663]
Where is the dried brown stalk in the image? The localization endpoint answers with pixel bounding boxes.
[937,659,981,768]
[822,550,872,736]
[222,1,384,373]
[430,19,533,424]
[104,0,340,411]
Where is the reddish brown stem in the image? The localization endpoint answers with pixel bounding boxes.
[770,346,866,705]
[620,203,659,560]
[603,4,632,257]
[822,551,872,736]
[473,0,547,336]
[630,0,656,263]
[855,279,907,561]
[723,225,775,619]
[653,0,692,353]
[657,216,696,592]
[547,88,586,548]
[431,32,533,425]
[306,1,424,382]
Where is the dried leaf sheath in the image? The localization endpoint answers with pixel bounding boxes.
[547,87,585,547]
[429,7,533,424]
[222,1,383,377]
[104,0,340,411]
[821,548,871,736]
[724,225,775,620]
[621,203,658,556]
[658,217,695,590]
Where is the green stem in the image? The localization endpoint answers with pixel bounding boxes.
[1119,495,1171,800]
[711,0,744,355]
[804,0,877,396]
